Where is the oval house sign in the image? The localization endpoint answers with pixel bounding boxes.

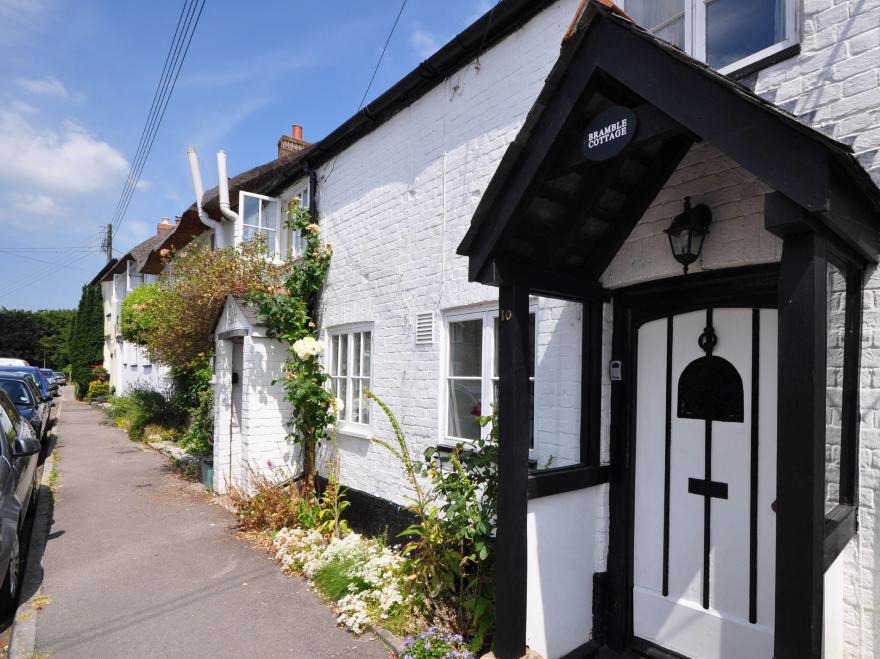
[581,106,637,161]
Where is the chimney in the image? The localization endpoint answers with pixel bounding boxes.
[157,217,174,235]
[278,123,310,159]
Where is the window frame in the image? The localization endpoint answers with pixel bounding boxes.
[622,0,800,76]
[284,183,311,261]
[822,247,863,567]
[441,306,537,459]
[238,190,282,261]
[326,324,373,437]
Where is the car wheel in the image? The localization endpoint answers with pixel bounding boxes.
[0,533,21,616]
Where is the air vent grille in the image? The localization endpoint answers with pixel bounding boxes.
[415,312,434,345]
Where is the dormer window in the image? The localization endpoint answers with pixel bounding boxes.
[240,191,281,259]
[623,0,798,74]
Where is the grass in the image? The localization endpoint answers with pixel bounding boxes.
[48,450,60,494]
[312,557,369,601]
[30,595,52,611]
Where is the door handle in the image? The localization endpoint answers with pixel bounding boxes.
[771,499,778,513]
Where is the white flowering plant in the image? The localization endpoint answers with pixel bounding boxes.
[273,528,415,635]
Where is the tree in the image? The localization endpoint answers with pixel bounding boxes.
[0,308,75,368]
[69,285,104,398]
[36,309,76,368]
[0,309,42,364]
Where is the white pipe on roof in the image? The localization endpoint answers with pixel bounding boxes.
[186,145,224,247]
[217,150,239,225]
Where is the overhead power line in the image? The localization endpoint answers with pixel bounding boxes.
[109,0,206,235]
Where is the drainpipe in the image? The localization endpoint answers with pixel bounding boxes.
[217,150,239,224]
[186,146,224,248]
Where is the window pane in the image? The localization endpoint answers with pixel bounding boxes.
[447,379,482,440]
[351,383,361,423]
[330,336,339,375]
[707,0,785,69]
[825,261,847,514]
[362,332,371,375]
[450,319,482,377]
[352,333,361,376]
[261,199,279,230]
[339,334,348,376]
[361,378,370,423]
[242,224,257,243]
[243,195,260,227]
[263,228,276,257]
[627,0,685,49]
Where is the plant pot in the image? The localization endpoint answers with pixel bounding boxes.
[200,458,214,490]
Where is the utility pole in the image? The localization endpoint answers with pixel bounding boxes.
[101,223,113,262]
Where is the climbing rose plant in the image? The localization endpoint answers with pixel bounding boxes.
[250,201,334,489]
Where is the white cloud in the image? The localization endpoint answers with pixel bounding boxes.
[0,0,49,47]
[410,29,440,59]
[135,179,151,191]
[10,192,68,216]
[0,108,128,194]
[14,76,86,103]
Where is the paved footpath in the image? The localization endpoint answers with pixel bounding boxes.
[33,390,387,659]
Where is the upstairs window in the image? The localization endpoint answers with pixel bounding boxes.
[286,184,311,260]
[240,191,281,259]
[624,0,798,74]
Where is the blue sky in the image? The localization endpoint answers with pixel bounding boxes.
[0,0,495,311]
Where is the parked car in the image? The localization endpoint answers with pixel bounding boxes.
[52,371,68,386]
[0,375,49,441]
[39,369,61,396]
[0,366,55,401]
[0,390,40,614]
[0,358,29,367]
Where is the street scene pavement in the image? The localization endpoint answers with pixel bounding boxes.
[28,388,387,659]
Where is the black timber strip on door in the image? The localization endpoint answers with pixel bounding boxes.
[662,315,672,597]
[749,308,760,624]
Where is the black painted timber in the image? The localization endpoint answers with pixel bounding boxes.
[494,283,531,659]
[774,231,827,659]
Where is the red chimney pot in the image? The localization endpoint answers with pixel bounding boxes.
[292,124,303,141]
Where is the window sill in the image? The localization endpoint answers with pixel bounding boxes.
[823,503,857,572]
[527,464,610,500]
[334,424,373,441]
[726,43,801,81]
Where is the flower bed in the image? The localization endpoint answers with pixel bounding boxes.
[273,528,413,635]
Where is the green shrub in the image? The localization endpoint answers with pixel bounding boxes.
[120,284,165,347]
[69,284,103,399]
[172,361,214,457]
[86,380,110,401]
[124,384,185,439]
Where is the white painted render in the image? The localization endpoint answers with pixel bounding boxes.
[208,0,880,656]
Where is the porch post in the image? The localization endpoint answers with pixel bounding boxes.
[494,282,531,659]
[774,230,827,659]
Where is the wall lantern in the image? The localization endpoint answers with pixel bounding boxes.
[664,196,712,274]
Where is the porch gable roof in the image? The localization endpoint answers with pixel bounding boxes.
[457,1,880,286]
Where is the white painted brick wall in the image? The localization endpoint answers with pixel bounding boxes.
[753,2,880,655]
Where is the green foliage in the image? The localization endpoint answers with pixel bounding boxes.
[86,380,111,401]
[118,384,185,440]
[313,557,369,601]
[0,308,75,368]
[69,284,104,398]
[120,283,165,347]
[167,361,214,456]
[136,238,285,368]
[369,391,498,651]
[250,201,334,488]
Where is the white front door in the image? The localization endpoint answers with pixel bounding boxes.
[632,308,777,659]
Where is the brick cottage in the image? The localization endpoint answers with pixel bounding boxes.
[98,1,880,657]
